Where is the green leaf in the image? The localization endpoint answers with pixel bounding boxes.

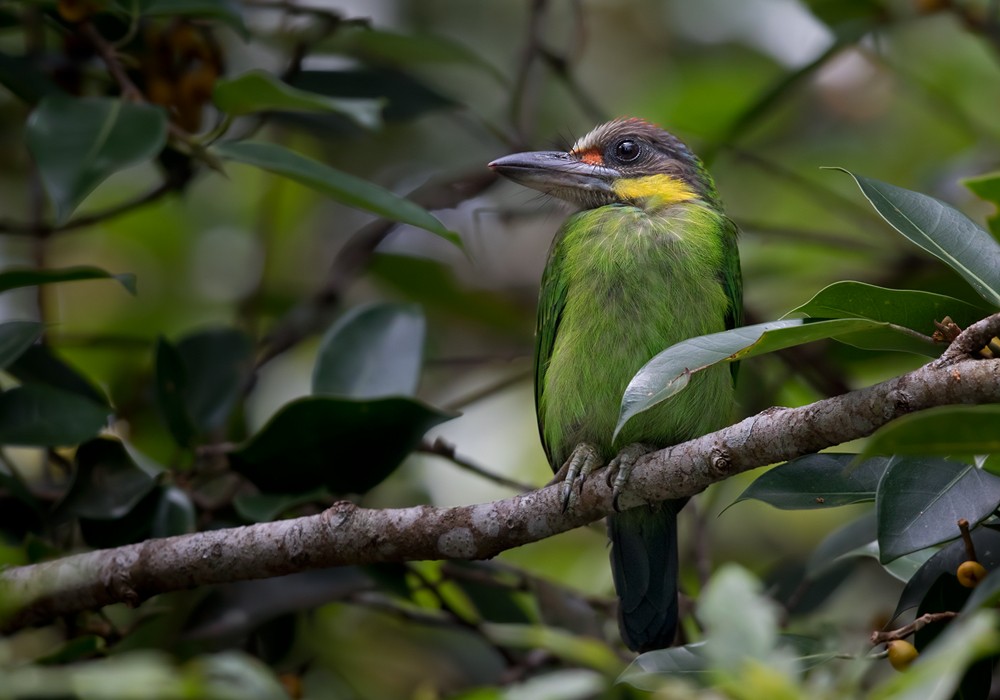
[0,266,136,295]
[871,611,1000,700]
[0,321,44,369]
[35,635,106,665]
[122,0,247,35]
[832,169,1000,308]
[864,405,1000,459]
[233,488,329,522]
[154,338,196,448]
[620,644,711,689]
[616,318,898,439]
[788,281,988,352]
[150,486,196,537]
[213,141,459,245]
[0,50,61,104]
[876,456,1000,562]
[26,95,168,224]
[0,385,109,447]
[806,511,876,579]
[734,454,889,510]
[312,303,425,398]
[230,397,454,494]
[8,344,108,407]
[289,69,456,123]
[963,171,1000,238]
[175,328,253,433]
[213,70,383,129]
[60,438,158,520]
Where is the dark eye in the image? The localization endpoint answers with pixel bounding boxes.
[614,139,641,162]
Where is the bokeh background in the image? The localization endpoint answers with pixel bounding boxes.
[3,0,1000,697]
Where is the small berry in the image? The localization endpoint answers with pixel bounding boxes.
[887,640,919,671]
[957,560,988,588]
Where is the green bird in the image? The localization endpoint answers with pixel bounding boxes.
[489,118,741,652]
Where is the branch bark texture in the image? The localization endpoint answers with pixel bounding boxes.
[3,314,1000,632]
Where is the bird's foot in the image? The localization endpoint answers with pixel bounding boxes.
[560,442,603,511]
[606,443,656,512]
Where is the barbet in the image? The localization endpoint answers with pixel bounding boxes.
[489,118,742,652]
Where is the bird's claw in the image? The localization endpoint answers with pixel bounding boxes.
[560,443,602,511]
[606,443,655,512]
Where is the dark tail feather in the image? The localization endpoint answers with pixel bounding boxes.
[607,499,683,652]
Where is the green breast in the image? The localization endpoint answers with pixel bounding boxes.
[536,201,737,468]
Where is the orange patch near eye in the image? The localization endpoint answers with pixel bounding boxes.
[576,149,604,165]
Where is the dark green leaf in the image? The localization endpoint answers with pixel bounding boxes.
[26,95,168,224]
[61,438,158,520]
[897,526,1000,619]
[962,567,1000,616]
[8,344,108,406]
[0,266,136,295]
[150,486,196,537]
[154,337,196,447]
[0,50,61,104]
[616,318,902,439]
[313,303,425,398]
[0,321,44,370]
[78,487,161,548]
[806,511,876,579]
[0,385,109,447]
[233,488,329,522]
[877,456,1000,562]
[734,454,889,510]
[214,141,459,245]
[230,397,454,494]
[864,405,1000,459]
[213,70,383,128]
[832,169,1000,307]
[35,635,106,665]
[963,171,1000,238]
[175,328,253,433]
[619,645,711,689]
[789,281,987,351]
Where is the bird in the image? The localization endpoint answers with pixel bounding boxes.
[489,118,742,652]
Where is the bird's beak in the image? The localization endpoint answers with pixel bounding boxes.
[489,151,618,202]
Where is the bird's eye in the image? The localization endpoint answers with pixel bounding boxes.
[614,139,641,162]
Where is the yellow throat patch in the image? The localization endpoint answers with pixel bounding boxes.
[611,174,696,206]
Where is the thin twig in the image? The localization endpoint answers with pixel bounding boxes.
[419,438,537,493]
[871,611,958,644]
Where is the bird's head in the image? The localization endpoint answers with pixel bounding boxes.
[489,118,716,210]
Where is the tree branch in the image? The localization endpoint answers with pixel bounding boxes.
[3,313,1000,632]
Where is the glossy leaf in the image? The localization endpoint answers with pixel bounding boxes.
[154,338,196,448]
[150,486,196,537]
[789,281,987,352]
[0,266,136,295]
[963,171,1000,237]
[214,141,459,245]
[806,511,876,579]
[176,328,253,433]
[833,169,1000,308]
[0,385,108,447]
[289,68,456,123]
[620,644,711,688]
[26,95,168,223]
[312,303,425,398]
[78,488,162,547]
[896,527,1000,619]
[864,405,1000,459]
[616,318,900,438]
[60,439,158,520]
[733,453,888,510]
[876,456,1000,562]
[0,321,43,370]
[8,344,108,407]
[213,70,383,129]
[230,397,454,494]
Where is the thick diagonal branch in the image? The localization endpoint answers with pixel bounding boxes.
[3,313,1000,632]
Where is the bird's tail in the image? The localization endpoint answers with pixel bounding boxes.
[607,500,683,652]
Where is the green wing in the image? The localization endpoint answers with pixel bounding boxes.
[533,231,569,469]
[721,216,743,380]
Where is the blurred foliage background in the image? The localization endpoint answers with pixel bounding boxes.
[1,0,1000,698]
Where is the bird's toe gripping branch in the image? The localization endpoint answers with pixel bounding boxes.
[560,442,602,511]
[607,442,656,512]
